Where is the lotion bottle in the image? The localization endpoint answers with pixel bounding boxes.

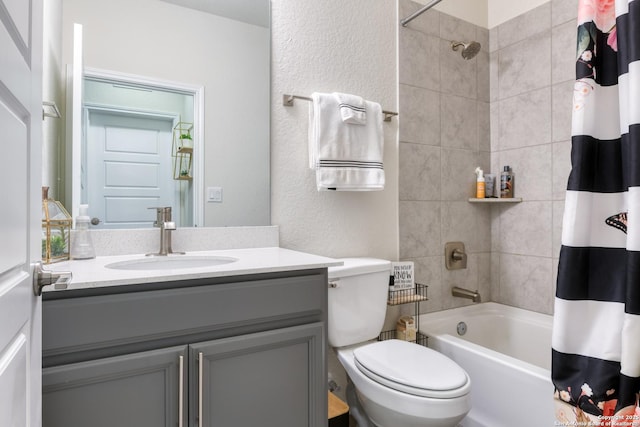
[475,167,485,198]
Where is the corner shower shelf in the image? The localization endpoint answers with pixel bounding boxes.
[378,283,429,347]
[468,197,522,203]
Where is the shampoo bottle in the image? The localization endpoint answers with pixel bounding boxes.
[500,166,514,198]
[70,204,96,259]
[475,167,485,198]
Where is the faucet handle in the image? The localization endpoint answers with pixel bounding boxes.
[445,242,467,270]
[147,206,172,213]
[148,207,173,226]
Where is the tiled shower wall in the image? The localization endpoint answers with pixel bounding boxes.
[399,0,578,315]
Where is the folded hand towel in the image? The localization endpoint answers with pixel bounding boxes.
[309,92,384,191]
[333,92,366,125]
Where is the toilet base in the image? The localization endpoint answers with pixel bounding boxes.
[345,380,373,427]
[346,376,466,427]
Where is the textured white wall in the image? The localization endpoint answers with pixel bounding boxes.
[270,0,399,260]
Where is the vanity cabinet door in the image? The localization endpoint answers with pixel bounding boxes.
[190,322,326,427]
[43,346,187,427]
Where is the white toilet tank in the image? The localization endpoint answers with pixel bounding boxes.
[328,258,391,348]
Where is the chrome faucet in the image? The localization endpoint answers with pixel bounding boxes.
[451,286,481,303]
[147,207,183,256]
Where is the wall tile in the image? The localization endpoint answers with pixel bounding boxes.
[478,101,491,152]
[498,87,552,150]
[477,27,490,53]
[490,53,499,102]
[442,149,487,201]
[491,248,501,300]
[552,140,571,200]
[477,50,490,102]
[553,200,565,258]
[440,12,477,43]
[443,253,481,309]
[552,20,577,84]
[499,144,552,201]
[441,201,491,253]
[489,26,499,53]
[500,201,552,257]
[552,0,578,27]
[490,100,500,150]
[399,0,440,37]
[498,253,553,314]
[399,84,441,145]
[441,94,478,150]
[498,33,551,100]
[441,39,477,98]
[399,201,442,258]
[399,142,441,201]
[497,3,551,50]
[491,205,501,252]
[477,252,492,303]
[410,255,444,314]
[552,81,574,143]
[399,28,440,90]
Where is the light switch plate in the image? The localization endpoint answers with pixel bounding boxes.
[207,187,223,202]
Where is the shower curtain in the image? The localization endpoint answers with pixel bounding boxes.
[552,0,640,425]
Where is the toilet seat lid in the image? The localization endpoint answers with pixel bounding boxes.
[353,340,470,398]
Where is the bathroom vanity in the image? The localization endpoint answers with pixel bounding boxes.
[42,248,338,427]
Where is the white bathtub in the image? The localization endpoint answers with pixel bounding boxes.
[419,302,554,427]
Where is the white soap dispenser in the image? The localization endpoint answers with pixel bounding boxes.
[70,204,96,259]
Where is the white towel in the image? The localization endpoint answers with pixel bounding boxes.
[333,92,366,125]
[308,92,385,191]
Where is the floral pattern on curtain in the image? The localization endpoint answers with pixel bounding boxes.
[552,0,640,426]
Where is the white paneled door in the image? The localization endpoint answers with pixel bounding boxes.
[0,0,43,426]
[85,110,176,228]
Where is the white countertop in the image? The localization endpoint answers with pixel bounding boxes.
[45,247,342,292]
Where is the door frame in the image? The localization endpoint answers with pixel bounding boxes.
[68,67,205,226]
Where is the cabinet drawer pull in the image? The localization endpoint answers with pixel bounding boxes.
[179,355,184,427]
[198,352,204,427]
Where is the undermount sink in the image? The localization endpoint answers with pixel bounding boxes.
[105,256,238,271]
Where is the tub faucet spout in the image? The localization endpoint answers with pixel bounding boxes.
[452,286,481,303]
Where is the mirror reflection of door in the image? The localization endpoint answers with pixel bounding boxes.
[82,77,195,228]
[85,109,176,228]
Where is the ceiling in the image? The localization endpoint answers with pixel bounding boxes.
[158,0,269,28]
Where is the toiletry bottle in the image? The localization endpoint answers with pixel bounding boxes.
[500,166,514,198]
[485,173,495,198]
[70,204,96,259]
[475,167,485,198]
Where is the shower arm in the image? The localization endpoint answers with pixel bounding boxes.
[400,0,444,27]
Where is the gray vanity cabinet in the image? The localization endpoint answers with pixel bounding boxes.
[42,270,328,427]
[43,346,185,427]
[191,323,324,427]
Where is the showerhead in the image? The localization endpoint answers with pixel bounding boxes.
[451,41,481,60]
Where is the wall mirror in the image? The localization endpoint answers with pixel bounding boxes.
[51,0,270,228]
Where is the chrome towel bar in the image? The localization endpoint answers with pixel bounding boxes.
[282,94,398,122]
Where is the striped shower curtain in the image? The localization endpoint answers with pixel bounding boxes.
[552,0,640,425]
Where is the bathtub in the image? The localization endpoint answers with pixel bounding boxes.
[419,302,554,427]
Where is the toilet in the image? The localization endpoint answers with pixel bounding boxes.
[328,258,471,427]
